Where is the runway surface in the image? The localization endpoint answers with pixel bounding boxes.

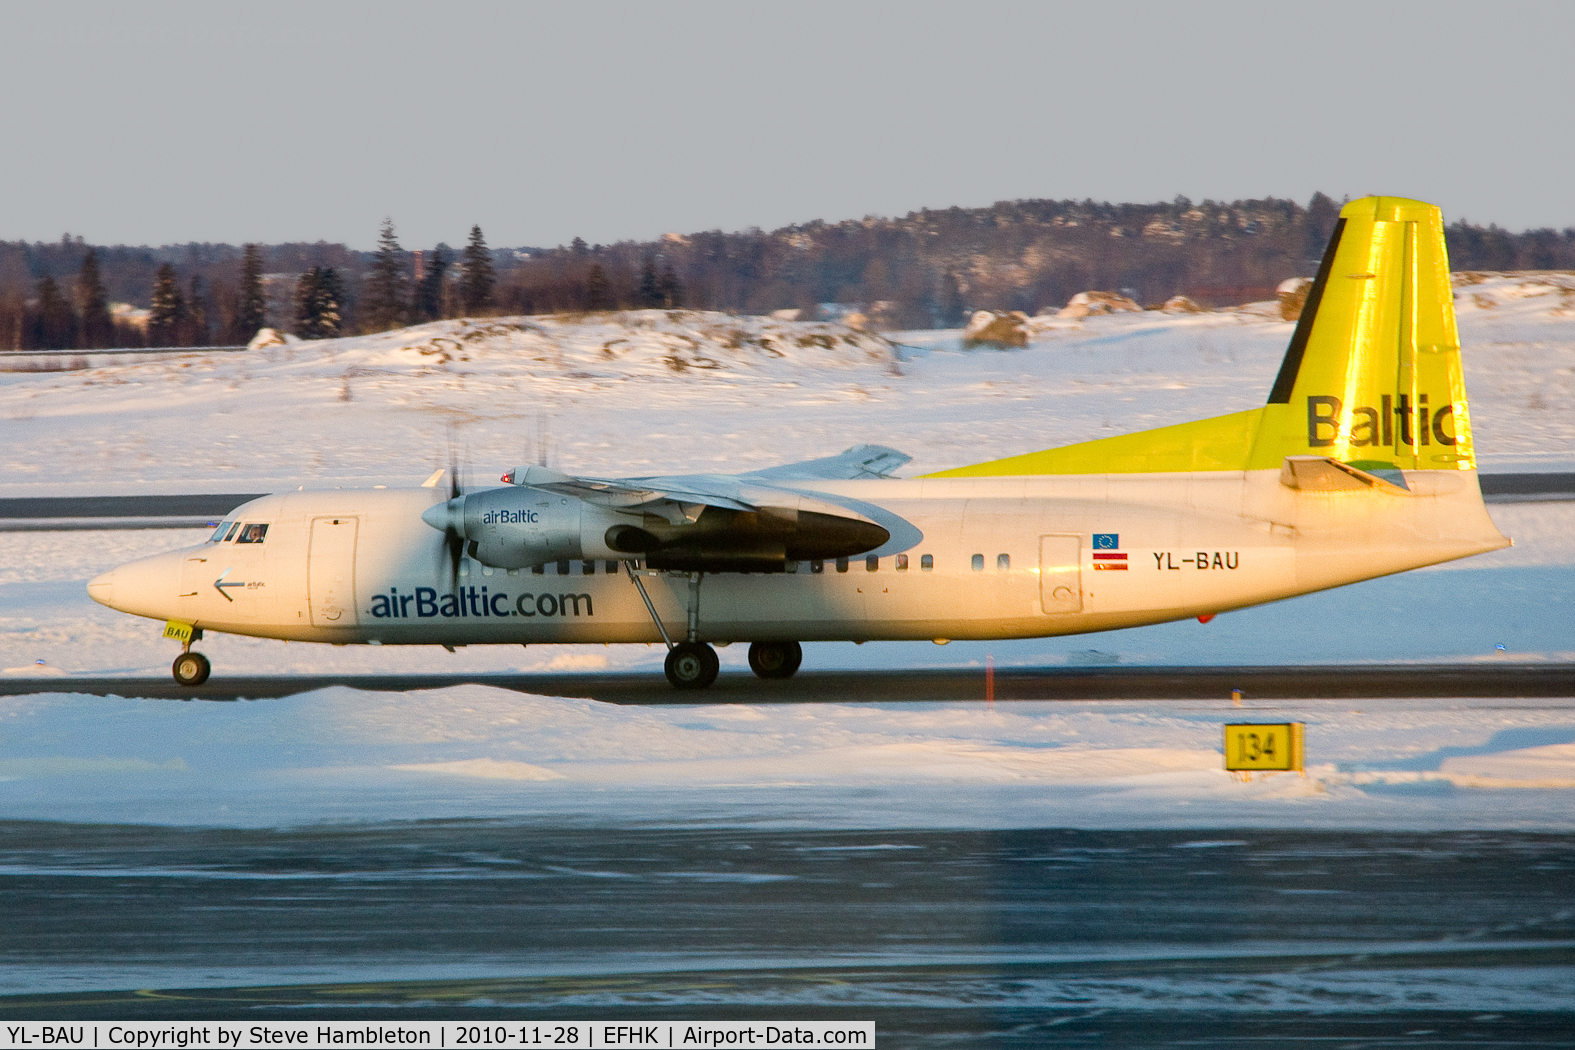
[5,663,1571,702]
[0,473,1569,530]
[0,823,1569,1042]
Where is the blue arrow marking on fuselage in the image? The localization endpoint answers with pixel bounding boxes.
[213,566,245,602]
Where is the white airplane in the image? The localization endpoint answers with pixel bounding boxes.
[90,197,1509,689]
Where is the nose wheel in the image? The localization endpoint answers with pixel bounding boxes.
[172,651,211,687]
[664,642,719,690]
[748,641,802,679]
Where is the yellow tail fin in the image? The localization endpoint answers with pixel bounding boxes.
[928,196,1474,477]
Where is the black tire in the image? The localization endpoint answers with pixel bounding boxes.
[664,642,719,689]
[748,640,802,680]
[172,651,211,687]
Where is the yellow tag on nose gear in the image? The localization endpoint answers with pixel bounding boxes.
[162,620,194,644]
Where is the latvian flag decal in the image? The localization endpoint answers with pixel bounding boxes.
[1092,533,1128,570]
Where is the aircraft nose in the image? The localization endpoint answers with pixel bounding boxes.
[87,570,116,606]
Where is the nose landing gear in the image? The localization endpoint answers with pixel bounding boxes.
[172,650,211,687]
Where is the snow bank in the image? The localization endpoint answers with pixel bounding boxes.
[1,685,1572,830]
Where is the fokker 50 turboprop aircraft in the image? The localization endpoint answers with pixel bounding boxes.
[90,197,1510,689]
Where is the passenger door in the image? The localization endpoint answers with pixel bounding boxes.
[308,517,359,626]
[1039,534,1083,613]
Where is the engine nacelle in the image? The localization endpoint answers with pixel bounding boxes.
[423,482,893,573]
[424,487,629,569]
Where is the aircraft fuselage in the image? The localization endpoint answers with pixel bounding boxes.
[91,467,1506,649]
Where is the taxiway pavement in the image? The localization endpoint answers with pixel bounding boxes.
[3,663,1571,702]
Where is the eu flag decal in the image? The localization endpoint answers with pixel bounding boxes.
[1092,533,1119,550]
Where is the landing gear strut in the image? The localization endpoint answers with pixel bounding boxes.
[665,642,719,690]
[748,641,802,680]
[172,651,211,687]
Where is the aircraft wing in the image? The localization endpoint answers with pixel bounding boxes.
[500,466,753,525]
[504,443,908,511]
[501,450,902,528]
[737,444,911,481]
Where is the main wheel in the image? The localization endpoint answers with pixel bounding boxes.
[748,640,802,680]
[172,651,211,687]
[664,642,719,690]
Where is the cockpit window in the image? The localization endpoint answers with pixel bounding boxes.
[223,522,242,542]
[209,521,235,543]
[235,523,269,544]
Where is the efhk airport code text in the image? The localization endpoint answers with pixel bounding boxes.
[1,1022,873,1048]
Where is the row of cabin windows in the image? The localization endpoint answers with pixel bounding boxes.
[809,554,933,573]
[467,554,1017,575]
[471,561,624,577]
[807,553,1008,573]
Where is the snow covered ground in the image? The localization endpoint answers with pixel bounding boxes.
[0,274,1571,501]
[0,282,1572,833]
[2,685,1573,830]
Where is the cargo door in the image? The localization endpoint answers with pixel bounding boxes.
[308,517,359,626]
[1039,534,1083,613]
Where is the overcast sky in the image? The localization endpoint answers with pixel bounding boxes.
[3,0,1570,249]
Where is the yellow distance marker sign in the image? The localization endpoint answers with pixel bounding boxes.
[1224,722,1304,772]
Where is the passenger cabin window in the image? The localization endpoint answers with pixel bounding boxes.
[582,561,595,575]
[605,560,620,574]
[557,560,571,575]
[532,564,545,575]
[895,554,908,571]
[998,553,1011,571]
[866,556,879,572]
[235,523,268,544]
[921,554,933,571]
[835,557,849,573]
[811,560,824,574]
[971,553,984,571]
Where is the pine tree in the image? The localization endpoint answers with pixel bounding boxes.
[459,225,496,316]
[362,218,410,331]
[235,244,266,342]
[637,255,661,308]
[75,249,114,348]
[185,275,210,346]
[583,263,610,311]
[658,262,684,309]
[294,266,344,339]
[414,244,449,322]
[317,267,344,338]
[293,268,320,336]
[148,264,184,346]
[32,275,78,349]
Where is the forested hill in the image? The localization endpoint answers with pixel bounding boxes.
[3,193,1573,348]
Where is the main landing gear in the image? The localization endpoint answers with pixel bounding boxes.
[172,650,211,687]
[624,563,802,690]
[748,641,802,680]
[665,642,720,690]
